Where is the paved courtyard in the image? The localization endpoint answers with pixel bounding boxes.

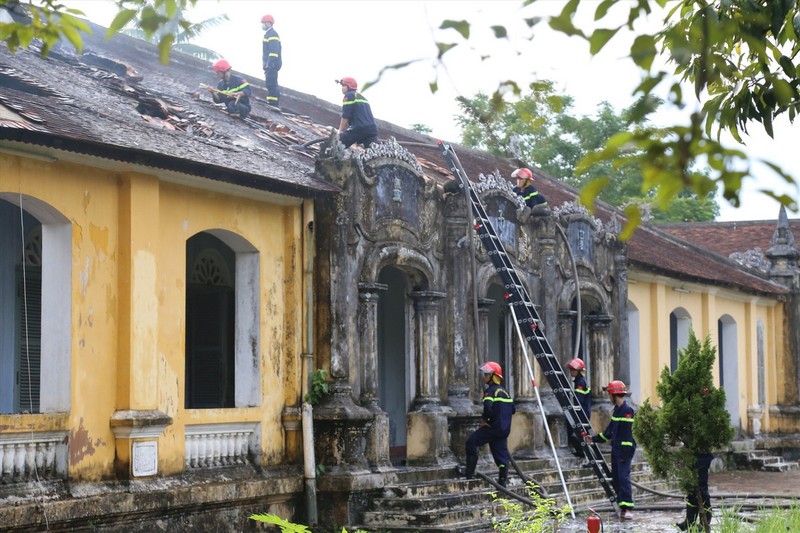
[554,469,800,532]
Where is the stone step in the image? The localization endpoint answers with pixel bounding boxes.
[357,458,676,532]
[762,461,799,472]
[750,455,782,467]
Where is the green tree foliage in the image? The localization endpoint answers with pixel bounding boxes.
[410,123,433,134]
[535,0,799,226]
[456,83,720,223]
[120,3,227,61]
[633,331,734,503]
[365,0,800,234]
[0,0,206,63]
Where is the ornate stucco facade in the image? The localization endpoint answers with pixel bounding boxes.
[309,141,630,523]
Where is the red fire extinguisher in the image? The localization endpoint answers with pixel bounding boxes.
[587,508,603,533]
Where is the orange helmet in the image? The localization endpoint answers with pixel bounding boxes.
[337,77,358,90]
[511,168,533,181]
[480,361,503,379]
[603,380,627,395]
[212,59,231,72]
[261,14,274,24]
[566,358,585,371]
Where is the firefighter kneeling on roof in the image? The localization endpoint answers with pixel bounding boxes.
[460,361,515,487]
[208,59,252,119]
[336,77,378,148]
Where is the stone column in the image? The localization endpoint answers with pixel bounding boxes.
[410,290,447,408]
[445,207,474,415]
[588,314,614,419]
[614,248,630,387]
[112,174,171,479]
[357,283,392,471]
[537,237,562,448]
[508,315,542,457]
[449,298,493,462]
[407,290,454,466]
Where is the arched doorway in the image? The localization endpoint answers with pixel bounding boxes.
[718,314,740,430]
[377,266,411,463]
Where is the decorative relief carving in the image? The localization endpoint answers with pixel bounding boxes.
[191,249,232,286]
[730,248,772,273]
[358,137,424,176]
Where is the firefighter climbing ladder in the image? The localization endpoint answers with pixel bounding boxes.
[438,140,620,513]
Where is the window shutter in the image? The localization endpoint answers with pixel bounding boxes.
[16,267,42,414]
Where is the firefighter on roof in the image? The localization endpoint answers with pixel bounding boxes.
[208,59,252,119]
[336,77,378,148]
[511,168,548,209]
[261,14,282,109]
[461,361,516,487]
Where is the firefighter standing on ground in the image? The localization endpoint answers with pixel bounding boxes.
[566,357,592,463]
[677,452,714,530]
[462,362,516,487]
[336,77,378,148]
[511,168,548,208]
[586,380,636,519]
[261,14,282,109]
[207,59,252,119]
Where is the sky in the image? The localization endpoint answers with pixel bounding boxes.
[61,0,799,222]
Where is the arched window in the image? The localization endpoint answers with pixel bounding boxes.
[185,230,260,409]
[0,196,71,414]
[627,301,641,404]
[669,307,691,372]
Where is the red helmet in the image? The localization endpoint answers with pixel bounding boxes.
[337,77,358,90]
[212,59,231,72]
[566,358,585,371]
[261,14,274,24]
[511,168,533,181]
[480,361,503,379]
[603,380,627,395]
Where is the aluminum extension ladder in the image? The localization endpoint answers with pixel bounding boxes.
[438,140,620,512]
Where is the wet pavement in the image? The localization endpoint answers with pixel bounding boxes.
[554,469,800,532]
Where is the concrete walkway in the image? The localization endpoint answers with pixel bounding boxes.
[552,469,800,532]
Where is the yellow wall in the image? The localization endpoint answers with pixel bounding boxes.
[628,272,783,432]
[0,153,306,480]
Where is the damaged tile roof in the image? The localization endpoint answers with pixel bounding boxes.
[0,11,790,298]
[0,18,338,199]
[626,223,787,295]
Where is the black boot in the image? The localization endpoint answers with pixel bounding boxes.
[498,465,508,487]
[464,454,478,479]
[676,504,698,531]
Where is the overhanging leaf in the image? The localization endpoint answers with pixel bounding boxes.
[440,19,470,39]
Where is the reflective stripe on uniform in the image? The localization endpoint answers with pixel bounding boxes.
[621,441,634,446]
[598,432,609,442]
[575,388,591,395]
[483,396,514,403]
[523,190,542,203]
[343,98,370,106]
[220,81,250,94]
[611,415,634,423]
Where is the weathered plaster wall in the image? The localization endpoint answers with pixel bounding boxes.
[627,273,782,434]
[0,153,304,481]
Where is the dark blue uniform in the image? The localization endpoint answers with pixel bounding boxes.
[680,452,713,529]
[213,74,252,118]
[569,373,592,457]
[340,88,378,148]
[574,374,591,416]
[262,26,281,107]
[594,400,636,510]
[466,382,515,469]
[512,184,547,208]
